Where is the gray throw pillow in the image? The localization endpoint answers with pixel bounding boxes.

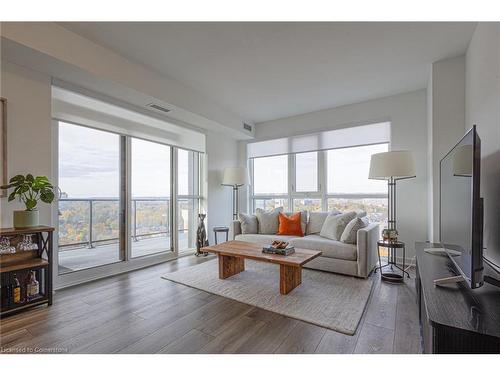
[284,210,307,234]
[238,213,258,234]
[340,217,369,244]
[319,211,357,241]
[306,210,341,235]
[255,207,283,234]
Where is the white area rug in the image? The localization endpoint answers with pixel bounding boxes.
[162,259,373,335]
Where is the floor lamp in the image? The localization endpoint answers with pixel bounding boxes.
[222,167,247,220]
[368,151,416,237]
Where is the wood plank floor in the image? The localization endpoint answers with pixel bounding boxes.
[0,255,421,354]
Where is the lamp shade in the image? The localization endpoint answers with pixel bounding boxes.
[222,167,247,186]
[369,151,416,180]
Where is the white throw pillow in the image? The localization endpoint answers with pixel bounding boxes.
[319,211,357,241]
[306,210,341,235]
[238,213,258,234]
[255,207,283,234]
[340,217,369,244]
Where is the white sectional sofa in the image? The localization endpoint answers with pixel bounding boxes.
[230,212,380,278]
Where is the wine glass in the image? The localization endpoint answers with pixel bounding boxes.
[0,236,16,254]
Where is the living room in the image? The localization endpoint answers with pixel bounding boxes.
[1,1,500,372]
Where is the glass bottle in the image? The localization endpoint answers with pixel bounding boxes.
[26,270,39,300]
[12,274,21,304]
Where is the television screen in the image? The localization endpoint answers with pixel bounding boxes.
[440,126,483,288]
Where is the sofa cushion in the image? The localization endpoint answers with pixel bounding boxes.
[340,217,369,244]
[319,211,357,240]
[235,233,298,246]
[238,213,258,234]
[289,234,357,261]
[306,210,340,235]
[278,212,304,236]
[256,207,283,234]
[284,210,307,234]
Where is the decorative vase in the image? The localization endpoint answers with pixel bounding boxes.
[196,213,209,257]
[13,210,39,228]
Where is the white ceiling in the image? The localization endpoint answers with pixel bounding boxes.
[59,22,476,123]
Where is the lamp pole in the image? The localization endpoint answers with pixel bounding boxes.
[232,185,239,220]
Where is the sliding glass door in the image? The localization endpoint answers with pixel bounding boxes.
[130,138,172,257]
[58,122,123,274]
[57,120,203,277]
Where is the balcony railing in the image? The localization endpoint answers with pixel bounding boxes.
[58,197,173,250]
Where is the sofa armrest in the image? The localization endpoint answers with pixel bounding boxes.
[356,223,380,278]
[230,220,241,240]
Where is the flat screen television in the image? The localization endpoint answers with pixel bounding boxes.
[440,126,483,289]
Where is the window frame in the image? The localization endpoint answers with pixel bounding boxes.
[54,119,205,288]
[176,148,203,252]
[249,142,389,214]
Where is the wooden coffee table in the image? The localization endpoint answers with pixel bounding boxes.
[202,240,322,295]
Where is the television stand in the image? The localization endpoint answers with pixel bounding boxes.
[416,242,500,353]
[484,275,500,288]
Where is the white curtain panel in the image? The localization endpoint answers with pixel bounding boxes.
[247,121,390,158]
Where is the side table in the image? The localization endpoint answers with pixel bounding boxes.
[213,226,229,245]
[376,240,410,283]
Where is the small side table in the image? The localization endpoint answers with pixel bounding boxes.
[213,226,229,245]
[376,240,410,283]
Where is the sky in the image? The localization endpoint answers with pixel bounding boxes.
[253,143,388,195]
[58,122,192,198]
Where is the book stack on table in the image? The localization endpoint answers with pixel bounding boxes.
[262,245,295,256]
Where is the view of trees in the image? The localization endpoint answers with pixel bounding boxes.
[59,198,196,249]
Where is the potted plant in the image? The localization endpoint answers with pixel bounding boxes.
[1,174,55,228]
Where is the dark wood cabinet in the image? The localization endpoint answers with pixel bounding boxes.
[415,242,500,353]
[0,226,54,317]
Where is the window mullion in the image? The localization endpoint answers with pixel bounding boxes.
[171,147,177,254]
[318,150,327,211]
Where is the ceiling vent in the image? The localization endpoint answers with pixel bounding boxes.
[243,123,252,132]
[147,103,171,114]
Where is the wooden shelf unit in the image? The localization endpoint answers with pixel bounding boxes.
[0,226,54,317]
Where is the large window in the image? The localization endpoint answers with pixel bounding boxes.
[58,122,122,273]
[295,152,318,192]
[250,142,388,227]
[130,138,171,258]
[327,144,387,195]
[57,122,204,275]
[253,155,288,195]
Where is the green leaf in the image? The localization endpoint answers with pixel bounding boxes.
[40,190,55,204]
[26,174,34,183]
[25,198,37,210]
[8,191,16,202]
[18,185,29,194]
[9,175,25,184]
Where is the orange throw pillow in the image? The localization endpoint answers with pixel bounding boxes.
[277,212,304,236]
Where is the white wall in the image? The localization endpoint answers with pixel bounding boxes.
[248,90,428,259]
[427,56,466,241]
[465,23,500,267]
[0,62,52,228]
[206,133,239,244]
